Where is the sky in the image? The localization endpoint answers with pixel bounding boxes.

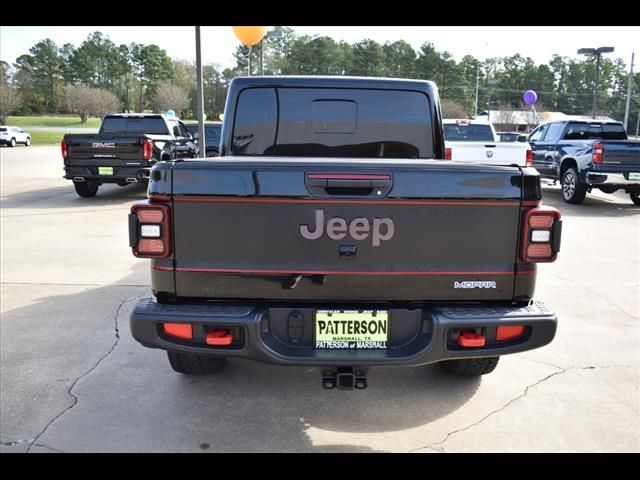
[2,26,639,70]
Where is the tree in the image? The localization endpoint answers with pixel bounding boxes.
[0,61,10,85]
[90,89,120,119]
[64,84,119,122]
[153,82,189,116]
[441,99,468,119]
[382,40,416,78]
[347,39,385,77]
[0,84,22,125]
[129,43,174,111]
[13,39,64,113]
[63,84,94,123]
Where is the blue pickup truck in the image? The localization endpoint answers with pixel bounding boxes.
[528,120,640,204]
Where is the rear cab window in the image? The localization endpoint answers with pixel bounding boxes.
[101,116,170,135]
[563,122,628,140]
[231,87,434,158]
[443,124,494,141]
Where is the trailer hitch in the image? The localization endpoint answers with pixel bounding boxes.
[322,367,368,390]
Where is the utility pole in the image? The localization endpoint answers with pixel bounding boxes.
[195,26,206,158]
[624,52,635,131]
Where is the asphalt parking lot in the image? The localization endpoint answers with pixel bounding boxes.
[1,145,638,453]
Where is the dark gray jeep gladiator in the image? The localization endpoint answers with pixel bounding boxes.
[128,76,562,389]
[62,113,197,198]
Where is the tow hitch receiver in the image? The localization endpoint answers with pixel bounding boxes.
[322,367,368,390]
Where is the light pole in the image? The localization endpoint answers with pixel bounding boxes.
[578,46,615,119]
[259,29,283,75]
[623,52,635,131]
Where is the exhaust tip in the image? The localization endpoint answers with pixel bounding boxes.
[126,177,138,183]
[72,176,85,182]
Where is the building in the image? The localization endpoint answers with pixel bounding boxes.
[475,110,618,133]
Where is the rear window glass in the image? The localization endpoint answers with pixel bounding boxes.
[232,87,434,158]
[0,128,6,132]
[563,123,627,140]
[101,116,169,135]
[443,124,494,141]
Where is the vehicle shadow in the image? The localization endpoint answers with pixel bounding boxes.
[541,185,639,218]
[0,183,148,210]
[2,262,481,453]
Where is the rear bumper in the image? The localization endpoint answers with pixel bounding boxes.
[64,165,151,183]
[586,172,640,187]
[130,299,557,367]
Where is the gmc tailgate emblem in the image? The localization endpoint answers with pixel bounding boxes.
[92,142,116,148]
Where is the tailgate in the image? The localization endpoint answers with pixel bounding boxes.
[166,159,528,302]
[447,141,528,166]
[65,134,146,164]
[601,141,640,168]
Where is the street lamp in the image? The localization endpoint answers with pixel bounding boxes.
[577,46,615,119]
[260,29,283,75]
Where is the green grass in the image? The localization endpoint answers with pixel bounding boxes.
[8,116,102,129]
[29,131,65,145]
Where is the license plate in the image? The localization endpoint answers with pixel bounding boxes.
[98,167,113,175]
[314,310,388,349]
[629,173,640,181]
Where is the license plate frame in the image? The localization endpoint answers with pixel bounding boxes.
[629,172,640,181]
[314,310,389,350]
[98,166,113,175]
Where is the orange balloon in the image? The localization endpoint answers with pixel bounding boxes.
[543,111,551,121]
[233,27,267,47]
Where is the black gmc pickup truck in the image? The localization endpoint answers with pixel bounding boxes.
[128,76,562,389]
[62,113,197,198]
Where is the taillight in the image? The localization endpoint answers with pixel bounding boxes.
[520,206,562,263]
[143,139,154,160]
[526,149,533,167]
[445,147,452,160]
[61,139,68,160]
[130,202,171,258]
[592,143,603,164]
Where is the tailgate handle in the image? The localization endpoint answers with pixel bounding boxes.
[305,173,392,198]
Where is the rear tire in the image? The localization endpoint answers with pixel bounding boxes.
[25,137,31,146]
[630,192,640,205]
[9,138,16,147]
[73,181,99,198]
[561,167,587,204]
[167,352,226,375]
[440,357,500,377]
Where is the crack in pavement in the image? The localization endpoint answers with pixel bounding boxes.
[33,443,68,453]
[548,272,639,321]
[25,291,148,454]
[410,364,632,453]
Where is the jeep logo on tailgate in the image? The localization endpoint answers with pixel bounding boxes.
[299,209,394,247]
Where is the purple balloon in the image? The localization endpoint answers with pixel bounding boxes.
[523,90,537,105]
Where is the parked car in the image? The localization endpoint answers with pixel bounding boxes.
[0,126,31,147]
[185,122,222,157]
[128,76,561,389]
[497,131,528,143]
[528,120,640,204]
[443,119,532,167]
[61,113,197,198]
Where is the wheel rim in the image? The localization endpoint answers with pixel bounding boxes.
[11,139,15,146]
[563,171,575,200]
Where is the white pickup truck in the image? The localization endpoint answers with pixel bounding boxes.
[444,119,532,167]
